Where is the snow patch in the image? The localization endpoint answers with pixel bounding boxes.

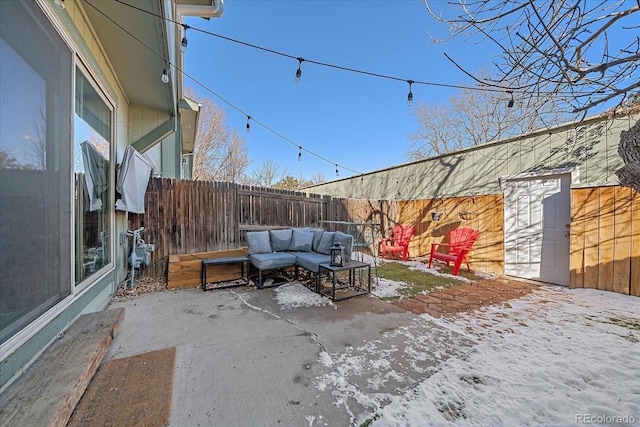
[274,282,333,309]
[370,286,640,426]
[312,283,640,426]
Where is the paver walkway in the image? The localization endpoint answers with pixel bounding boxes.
[393,278,539,317]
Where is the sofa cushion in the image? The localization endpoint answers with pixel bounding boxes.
[288,229,314,252]
[269,229,293,252]
[247,231,272,255]
[333,231,354,262]
[250,252,297,270]
[295,252,331,273]
[317,231,336,255]
[311,229,325,252]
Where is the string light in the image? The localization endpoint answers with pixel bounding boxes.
[407,80,414,107]
[507,90,514,108]
[298,147,302,161]
[85,0,363,177]
[180,24,190,53]
[335,164,339,176]
[294,58,304,84]
[246,116,251,133]
[161,63,170,84]
[54,0,65,9]
[110,0,591,110]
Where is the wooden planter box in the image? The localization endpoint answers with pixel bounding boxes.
[168,247,248,289]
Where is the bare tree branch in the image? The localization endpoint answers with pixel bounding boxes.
[185,88,250,183]
[406,69,569,159]
[426,0,640,113]
[250,159,287,188]
[575,5,640,65]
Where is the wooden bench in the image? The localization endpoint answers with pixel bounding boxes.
[0,308,124,427]
[202,256,250,290]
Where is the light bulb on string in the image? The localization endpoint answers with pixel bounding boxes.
[294,58,304,84]
[246,116,251,133]
[335,164,339,176]
[407,80,414,107]
[298,147,302,161]
[161,65,170,84]
[507,90,514,108]
[180,25,189,53]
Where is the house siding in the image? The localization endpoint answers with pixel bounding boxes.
[129,104,173,144]
[309,113,638,200]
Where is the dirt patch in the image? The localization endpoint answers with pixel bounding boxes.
[68,347,176,427]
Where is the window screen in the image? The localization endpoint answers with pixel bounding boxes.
[0,1,73,345]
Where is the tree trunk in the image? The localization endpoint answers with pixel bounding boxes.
[616,119,640,192]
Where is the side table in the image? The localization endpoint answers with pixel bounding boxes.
[318,261,371,301]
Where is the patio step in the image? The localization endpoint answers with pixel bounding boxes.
[0,307,125,427]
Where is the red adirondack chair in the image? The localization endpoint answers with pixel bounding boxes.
[428,228,479,275]
[381,225,415,262]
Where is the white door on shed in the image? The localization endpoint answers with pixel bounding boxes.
[504,174,571,286]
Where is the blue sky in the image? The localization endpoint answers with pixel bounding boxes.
[183,1,503,181]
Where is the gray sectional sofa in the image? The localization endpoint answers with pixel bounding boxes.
[246,228,354,288]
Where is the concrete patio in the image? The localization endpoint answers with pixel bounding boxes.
[96,275,640,427]
[104,284,478,426]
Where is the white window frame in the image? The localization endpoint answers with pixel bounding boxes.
[0,1,117,361]
[72,59,116,293]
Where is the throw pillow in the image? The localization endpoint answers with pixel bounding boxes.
[317,231,336,255]
[269,228,293,252]
[311,229,325,252]
[247,231,272,255]
[288,229,314,252]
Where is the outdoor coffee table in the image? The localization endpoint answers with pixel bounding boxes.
[318,261,371,301]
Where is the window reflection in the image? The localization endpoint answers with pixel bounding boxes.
[74,69,112,284]
[0,0,73,345]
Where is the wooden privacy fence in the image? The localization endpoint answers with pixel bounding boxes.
[130,178,639,296]
[396,195,505,276]
[238,185,327,230]
[570,186,640,295]
[129,178,396,278]
[128,179,239,277]
[397,190,639,295]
